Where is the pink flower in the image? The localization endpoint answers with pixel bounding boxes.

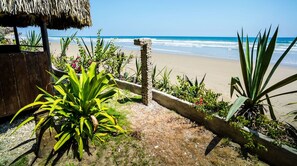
[71,63,76,68]
[77,66,81,72]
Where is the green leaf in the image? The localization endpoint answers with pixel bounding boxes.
[55,75,69,85]
[33,117,45,133]
[98,112,116,125]
[54,85,66,96]
[87,62,97,80]
[265,94,276,120]
[66,64,80,94]
[84,119,93,134]
[226,96,248,121]
[37,86,53,98]
[34,94,44,102]
[230,77,245,97]
[237,33,250,96]
[80,117,85,132]
[258,73,297,100]
[54,132,71,151]
[261,36,297,92]
[78,137,83,159]
[11,116,35,135]
[10,102,45,123]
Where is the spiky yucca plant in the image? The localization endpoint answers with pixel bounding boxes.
[227,27,297,122]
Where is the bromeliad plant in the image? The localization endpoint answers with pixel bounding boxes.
[227,27,297,123]
[10,62,124,159]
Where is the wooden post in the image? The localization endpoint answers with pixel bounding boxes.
[40,21,52,72]
[134,38,153,106]
[13,26,20,51]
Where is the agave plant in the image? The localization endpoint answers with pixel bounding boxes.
[10,62,124,159]
[227,27,297,122]
[21,30,42,51]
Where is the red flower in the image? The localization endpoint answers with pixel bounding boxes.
[195,98,204,106]
[199,98,203,105]
[71,63,76,68]
[77,66,81,72]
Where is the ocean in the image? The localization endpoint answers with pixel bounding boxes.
[49,36,297,67]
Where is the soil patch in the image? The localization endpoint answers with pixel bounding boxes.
[120,98,267,165]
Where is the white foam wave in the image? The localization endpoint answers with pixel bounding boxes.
[153,48,191,54]
[54,37,296,53]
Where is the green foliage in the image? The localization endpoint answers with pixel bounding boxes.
[105,50,133,79]
[287,102,297,121]
[227,27,297,122]
[21,31,42,51]
[52,32,77,71]
[0,31,4,41]
[0,27,12,45]
[10,62,124,159]
[155,67,172,92]
[61,32,77,57]
[53,29,132,76]
[170,74,229,115]
[152,65,164,87]
[74,30,118,72]
[171,75,205,100]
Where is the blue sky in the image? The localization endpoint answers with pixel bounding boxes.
[19,0,297,37]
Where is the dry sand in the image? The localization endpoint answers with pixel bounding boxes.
[50,42,297,126]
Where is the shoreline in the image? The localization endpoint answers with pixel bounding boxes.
[50,42,297,126]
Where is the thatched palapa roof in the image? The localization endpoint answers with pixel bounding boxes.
[0,0,92,29]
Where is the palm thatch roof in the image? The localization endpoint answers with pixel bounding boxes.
[0,0,92,29]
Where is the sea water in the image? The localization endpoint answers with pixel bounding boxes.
[49,36,297,67]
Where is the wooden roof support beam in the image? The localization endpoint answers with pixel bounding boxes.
[40,21,52,72]
[13,26,20,51]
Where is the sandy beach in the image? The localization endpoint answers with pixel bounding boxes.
[50,42,297,126]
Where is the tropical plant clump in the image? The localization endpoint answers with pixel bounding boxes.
[21,31,42,51]
[170,74,229,115]
[52,32,77,71]
[227,27,297,125]
[11,62,124,159]
[226,27,297,149]
[52,30,133,78]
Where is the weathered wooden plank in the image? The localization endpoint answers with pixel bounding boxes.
[0,51,52,118]
[25,52,42,102]
[37,52,51,92]
[0,56,6,116]
[12,53,32,107]
[0,54,20,117]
